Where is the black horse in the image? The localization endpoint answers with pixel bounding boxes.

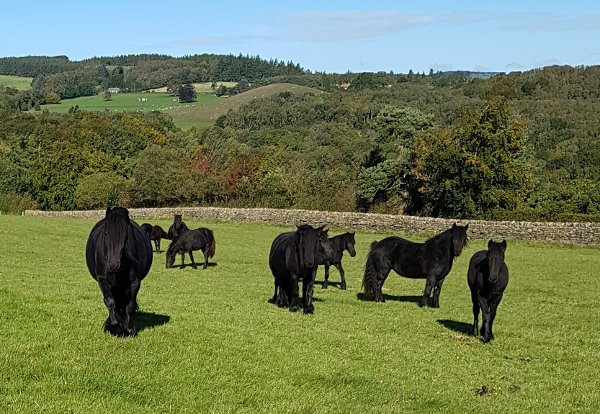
[166,227,216,269]
[85,207,153,337]
[269,225,332,314]
[467,240,509,343]
[150,225,169,254]
[362,223,469,307]
[167,214,188,241]
[317,232,356,290]
[141,223,153,237]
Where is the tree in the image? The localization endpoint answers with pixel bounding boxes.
[178,83,196,103]
[412,101,536,218]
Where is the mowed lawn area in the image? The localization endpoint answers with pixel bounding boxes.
[1,215,599,413]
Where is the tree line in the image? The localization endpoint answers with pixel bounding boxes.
[2,62,600,221]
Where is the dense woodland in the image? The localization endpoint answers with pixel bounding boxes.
[1,54,600,221]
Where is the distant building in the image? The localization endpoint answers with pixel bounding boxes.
[107,88,120,94]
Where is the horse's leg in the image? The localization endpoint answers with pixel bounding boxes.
[419,277,435,308]
[156,239,161,254]
[124,277,141,337]
[202,247,209,269]
[189,251,198,269]
[471,291,480,337]
[431,277,446,308]
[289,273,299,312]
[488,297,502,341]
[154,240,159,254]
[322,262,330,289]
[303,268,317,314]
[377,268,392,303]
[180,252,185,269]
[335,263,346,290]
[479,297,492,343]
[96,276,125,336]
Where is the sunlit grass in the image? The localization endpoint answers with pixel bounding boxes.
[0,215,598,413]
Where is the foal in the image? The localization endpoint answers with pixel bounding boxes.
[317,232,356,290]
[467,240,509,343]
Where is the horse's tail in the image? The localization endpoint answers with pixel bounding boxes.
[207,229,216,258]
[362,240,380,302]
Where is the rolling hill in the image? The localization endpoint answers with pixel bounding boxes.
[166,83,324,129]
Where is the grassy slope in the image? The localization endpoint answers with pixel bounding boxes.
[0,216,598,413]
[166,84,324,129]
[0,75,32,90]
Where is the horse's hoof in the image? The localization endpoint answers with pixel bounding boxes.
[192,265,198,270]
[289,305,299,312]
[126,328,138,337]
[341,284,346,290]
[322,285,327,289]
[303,306,314,315]
[431,303,440,309]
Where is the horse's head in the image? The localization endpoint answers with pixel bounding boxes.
[345,232,357,257]
[451,223,469,257]
[296,225,327,269]
[104,207,130,273]
[165,241,178,268]
[487,240,506,283]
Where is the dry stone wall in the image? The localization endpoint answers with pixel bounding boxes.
[24,207,600,246]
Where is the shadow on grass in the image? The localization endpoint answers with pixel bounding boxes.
[169,262,218,270]
[356,292,422,304]
[437,319,472,335]
[266,296,324,305]
[134,311,170,332]
[314,280,345,290]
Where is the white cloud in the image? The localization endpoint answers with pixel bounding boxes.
[533,58,562,68]
[505,62,527,71]
[473,65,493,72]
[430,63,452,72]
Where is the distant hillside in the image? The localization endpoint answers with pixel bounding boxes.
[167,83,324,129]
[0,75,32,91]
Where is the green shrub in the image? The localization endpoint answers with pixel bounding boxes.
[0,192,37,214]
[74,172,125,210]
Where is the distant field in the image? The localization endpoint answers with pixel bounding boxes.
[147,82,237,93]
[1,216,599,412]
[0,75,32,90]
[40,92,220,116]
[167,83,324,128]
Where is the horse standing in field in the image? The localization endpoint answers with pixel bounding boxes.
[269,225,332,314]
[150,225,169,254]
[362,223,469,307]
[317,232,356,290]
[467,240,509,343]
[85,207,153,337]
[166,227,216,269]
[167,214,188,241]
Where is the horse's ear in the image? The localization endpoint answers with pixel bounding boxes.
[502,240,507,250]
[487,239,493,250]
[106,207,112,218]
[452,223,457,229]
[465,224,469,230]
[351,231,355,235]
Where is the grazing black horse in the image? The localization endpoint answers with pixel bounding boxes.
[269,225,332,314]
[362,223,469,307]
[150,225,169,254]
[166,227,216,269]
[317,232,356,290]
[167,214,188,241]
[85,207,153,337]
[467,240,509,343]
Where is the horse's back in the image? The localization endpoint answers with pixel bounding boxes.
[371,236,427,278]
[467,250,487,288]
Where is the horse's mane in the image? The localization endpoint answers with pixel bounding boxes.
[425,228,454,257]
[105,207,146,270]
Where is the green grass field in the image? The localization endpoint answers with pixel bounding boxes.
[40,92,220,124]
[1,216,599,413]
[0,75,33,90]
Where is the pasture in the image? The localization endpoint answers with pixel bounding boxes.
[1,215,599,413]
[40,92,220,126]
[0,75,32,91]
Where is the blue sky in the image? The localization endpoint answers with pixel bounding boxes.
[2,0,600,73]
